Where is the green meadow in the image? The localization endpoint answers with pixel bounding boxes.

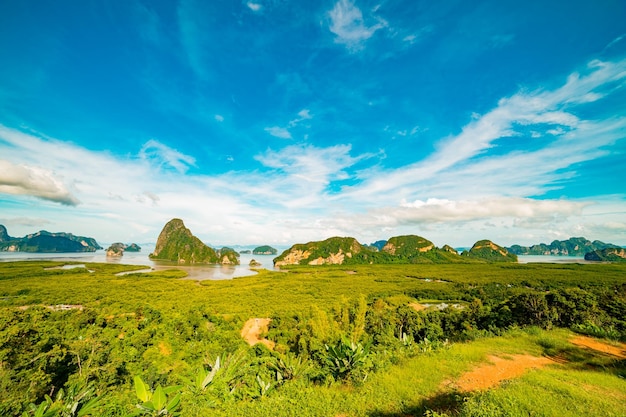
[1,261,625,416]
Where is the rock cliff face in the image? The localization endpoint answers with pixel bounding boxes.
[463,240,517,262]
[106,243,126,257]
[149,219,239,265]
[441,245,458,254]
[0,225,101,252]
[507,237,619,256]
[584,247,626,262]
[274,237,366,266]
[126,243,141,252]
[381,235,465,263]
[106,242,141,257]
[0,225,10,242]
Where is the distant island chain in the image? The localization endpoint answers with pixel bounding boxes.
[0,220,624,264]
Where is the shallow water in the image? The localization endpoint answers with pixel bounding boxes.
[0,245,278,280]
[516,255,588,264]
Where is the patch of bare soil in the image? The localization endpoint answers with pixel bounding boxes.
[408,302,427,312]
[451,354,556,392]
[241,318,275,350]
[570,336,626,359]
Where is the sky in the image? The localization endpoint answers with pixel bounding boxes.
[0,0,625,248]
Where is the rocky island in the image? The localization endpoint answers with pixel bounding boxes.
[149,218,239,265]
[253,245,277,255]
[506,237,619,256]
[0,225,102,253]
[105,242,141,257]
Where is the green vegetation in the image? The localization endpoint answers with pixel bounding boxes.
[1,261,625,416]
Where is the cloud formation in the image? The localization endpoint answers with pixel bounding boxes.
[139,140,196,173]
[264,126,292,139]
[246,2,262,12]
[0,56,624,245]
[344,57,626,205]
[328,0,386,50]
[395,197,587,224]
[0,160,80,206]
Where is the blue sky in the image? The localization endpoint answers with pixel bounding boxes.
[1,0,625,248]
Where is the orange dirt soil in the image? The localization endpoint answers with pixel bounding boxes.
[241,318,275,350]
[447,335,626,393]
[451,354,556,392]
[408,302,427,312]
[570,336,626,359]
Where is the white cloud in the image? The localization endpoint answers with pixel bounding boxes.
[264,126,292,139]
[177,1,212,80]
[1,57,625,246]
[343,57,626,204]
[328,0,386,50]
[297,109,313,120]
[0,159,80,206]
[139,139,196,173]
[214,114,224,122]
[395,197,587,224]
[246,2,262,12]
[0,217,51,229]
[266,109,314,139]
[255,144,356,182]
[288,108,314,127]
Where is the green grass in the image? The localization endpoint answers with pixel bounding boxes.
[196,328,626,417]
[1,261,625,416]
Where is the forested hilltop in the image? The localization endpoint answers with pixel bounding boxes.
[273,235,517,266]
[149,218,239,264]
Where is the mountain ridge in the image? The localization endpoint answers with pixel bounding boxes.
[0,225,102,253]
[506,237,619,256]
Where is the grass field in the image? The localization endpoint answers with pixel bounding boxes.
[0,261,624,416]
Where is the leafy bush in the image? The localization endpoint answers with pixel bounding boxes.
[324,338,372,382]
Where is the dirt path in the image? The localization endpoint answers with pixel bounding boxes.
[241,318,275,350]
[451,354,556,392]
[570,336,626,359]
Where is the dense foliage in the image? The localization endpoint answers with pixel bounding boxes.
[0,261,625,416]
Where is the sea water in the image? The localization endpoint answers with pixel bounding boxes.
[0,244,279,280]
